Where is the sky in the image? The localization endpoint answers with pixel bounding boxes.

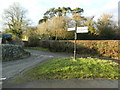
[0,0,119,31]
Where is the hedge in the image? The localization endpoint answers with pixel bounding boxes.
[27,40,119,59]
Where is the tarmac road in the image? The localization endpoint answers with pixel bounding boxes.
[3,79,118,88]
[2,49,72,79]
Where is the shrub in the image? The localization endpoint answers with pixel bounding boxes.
[28,37,39,47]
[97,26,116,40]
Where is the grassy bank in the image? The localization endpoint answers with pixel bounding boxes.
[15,57,119,81]
[25,47,49,51]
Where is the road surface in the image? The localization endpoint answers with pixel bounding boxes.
[2,49,72,79]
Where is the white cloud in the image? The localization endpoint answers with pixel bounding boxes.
[83,0,119,22]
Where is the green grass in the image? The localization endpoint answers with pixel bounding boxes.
[25,47,49,51]
[21,57,119,80]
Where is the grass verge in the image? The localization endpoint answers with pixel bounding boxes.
[25,47,49,51]
[13,57,119,82]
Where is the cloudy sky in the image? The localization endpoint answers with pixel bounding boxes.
[0,0,119,30]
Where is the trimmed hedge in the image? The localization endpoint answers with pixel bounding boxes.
[1,44,30,62]
[36,40,119,59]
[75,40,119,59]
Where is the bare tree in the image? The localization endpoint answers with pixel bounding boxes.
[37,16,74,40]
[2,2,30,39]
[97,14,113,26]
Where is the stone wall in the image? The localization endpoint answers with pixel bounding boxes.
[1,44,30,62]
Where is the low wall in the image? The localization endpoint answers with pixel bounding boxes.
[1,44,30,61]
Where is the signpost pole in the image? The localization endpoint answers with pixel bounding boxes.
[74,21,77,60]
[67,20,88,60]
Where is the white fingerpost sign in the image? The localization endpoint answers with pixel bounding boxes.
[68,27,88,33]
[67,27,75,31]
[77,27,88,33]
[67,26,89,60]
